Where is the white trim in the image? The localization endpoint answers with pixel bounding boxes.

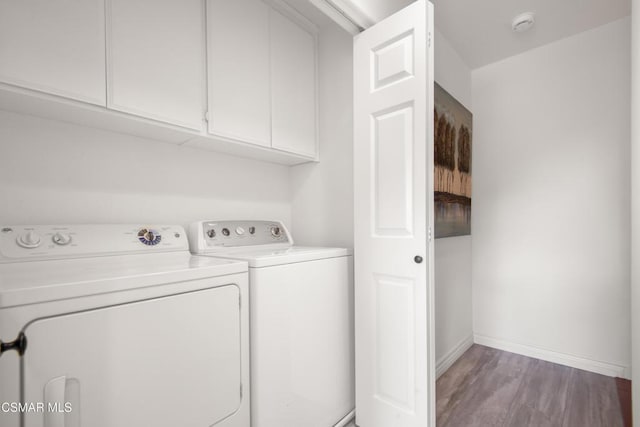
[327,0,375,28]
[307,0,375,32]
[307,0,361,35]
[436,334,474,379]
[333,409,355,427]
[474,333,630,379]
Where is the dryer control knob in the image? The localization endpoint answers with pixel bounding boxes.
[52,232,72,246]
[137,228,162,246]
[270,226,281,238]
[235,226,245,235]
[18,231,41,248]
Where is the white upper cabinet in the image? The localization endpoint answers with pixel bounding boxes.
[106,0,206,130]
[270,8,317,157]
[207,0,271,147]
[0,0,106,105]
[0,0,319,165]
[205,0,318,158]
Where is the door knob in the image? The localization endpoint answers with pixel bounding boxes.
[414,255,423,264]
[0,332,27,357]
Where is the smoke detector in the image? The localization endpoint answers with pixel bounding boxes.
[512,12,535,33]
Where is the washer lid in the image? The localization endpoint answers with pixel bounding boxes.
[0,252,247,308]
[203,246,352,268]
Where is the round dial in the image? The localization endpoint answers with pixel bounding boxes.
[235,226,245,235]
[137,228,162,246]
[52,232,72,246]
[248,226,256,235]
[17,230,41,248]
[221,228,230,237]
[206,229,216,238]
[270,226,281,238]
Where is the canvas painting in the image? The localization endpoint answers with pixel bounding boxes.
[434,83,472,238]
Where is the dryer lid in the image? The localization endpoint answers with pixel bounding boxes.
[0,252,247,308]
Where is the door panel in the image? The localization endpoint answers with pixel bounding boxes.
[207,0,271,146]
[374,274,415,411]
[373,103,414,235]
[270,8,317,157]
[22,286,242,427]
[0,0,106,105]
[353,1,435,426]
[372,31,414,90]
[107,0,205,130]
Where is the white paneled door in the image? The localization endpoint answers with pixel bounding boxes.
[353,1,435,426]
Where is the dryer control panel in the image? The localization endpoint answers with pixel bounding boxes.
[0,225,189,262]
[189,220,292,253]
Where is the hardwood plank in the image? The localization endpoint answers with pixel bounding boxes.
[437,345,626,427]
[436,345,500,425]
[503,359,573,427]
[438,348,531,427]
[562,369,624,427]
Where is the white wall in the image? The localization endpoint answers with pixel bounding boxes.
[433,29,474,374]
[631,0,639,419]
[0,110,291,229]
[291,22,354,248]
[472,18,631,376]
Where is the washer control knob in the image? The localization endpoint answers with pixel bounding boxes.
[235,226,245,235]
[270,226,281,238]
[206,229,216,238]
[52,232,72,246]
[248,226,256,234]
[18,231,41,248]
[222,228,230,237]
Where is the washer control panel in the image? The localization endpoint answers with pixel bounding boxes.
[189,220,292,252]
[0,225,188,262]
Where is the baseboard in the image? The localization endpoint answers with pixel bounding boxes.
[474,333,630,379]
[436,334,474,379]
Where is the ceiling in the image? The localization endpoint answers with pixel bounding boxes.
[431,0,631,69]
[297,0,631,69]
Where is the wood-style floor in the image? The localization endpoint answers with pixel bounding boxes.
[436,344,626,427]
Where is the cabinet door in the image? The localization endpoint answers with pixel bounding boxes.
[207,0,271,147]
[22,286,242,427]
[107,0,205,130]
[0,0,106,105]
[270,9,317,158]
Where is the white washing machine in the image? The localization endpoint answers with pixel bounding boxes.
[188,220,354,427]
[0,224,250,427]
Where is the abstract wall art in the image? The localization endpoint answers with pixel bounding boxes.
[434,83,472,238]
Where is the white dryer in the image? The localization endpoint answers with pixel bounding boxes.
[189,220,354,427]
[0,224,250,427]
